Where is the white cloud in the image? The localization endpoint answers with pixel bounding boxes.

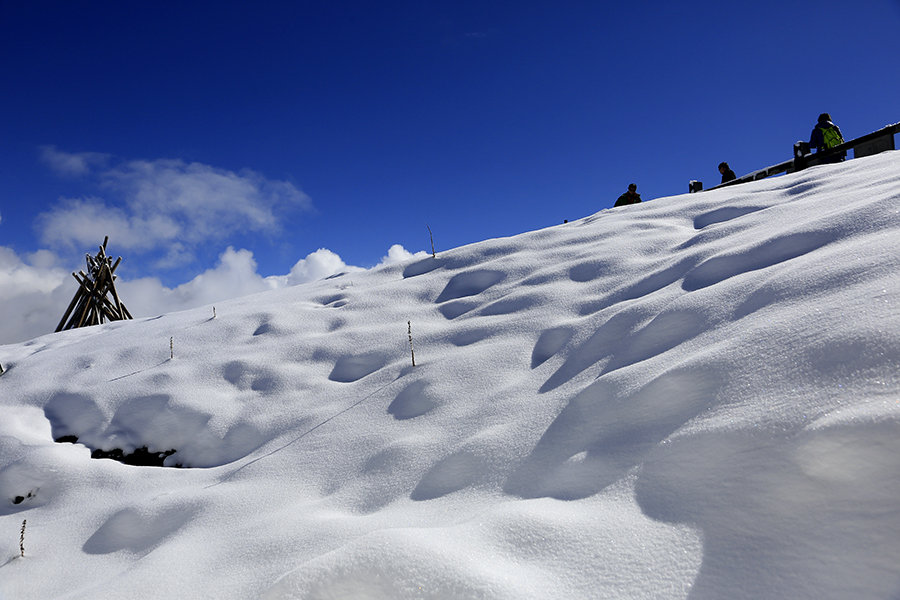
[0,247,72,343]
[25,249,62,269]
[277,248,364,287]
[36,197,153,251]
[40,145,110,177]
[101,159,309,241]
[118,247,275,317]
[37,151,312,262]
[0,247,67,299]
[378,244,429,266]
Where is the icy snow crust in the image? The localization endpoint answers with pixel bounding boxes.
[1,152,899,599]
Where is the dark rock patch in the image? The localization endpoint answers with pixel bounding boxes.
[90,446,179,467]
[13,491,35,505]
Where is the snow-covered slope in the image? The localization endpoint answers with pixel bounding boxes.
[2,152,899,599]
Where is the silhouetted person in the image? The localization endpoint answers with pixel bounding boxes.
[718,162,736,184]
[809,113,846,163]
[614,183,641,207]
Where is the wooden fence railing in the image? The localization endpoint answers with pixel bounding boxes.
[690,122,899,193]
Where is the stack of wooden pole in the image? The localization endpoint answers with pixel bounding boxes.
[55,236,133,332]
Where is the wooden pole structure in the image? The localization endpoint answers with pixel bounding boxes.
[55,237,133,333]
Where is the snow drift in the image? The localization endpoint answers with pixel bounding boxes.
[1,151,899,599]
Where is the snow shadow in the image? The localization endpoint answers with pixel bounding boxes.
[785,177,822,197]
[317,294,348,308]
[251,313,276,336]
[44,391,105,441]
[478,293,542,316]
[411,450,487,501]
[611,257,697,304]
[682,231,832,292]
[568,260,614,282]
[83,503,199,555]
[635,422,900,599]
[531,326,574,369]
[508,366,720,500]
[448,327,494,347]
[388,380,439,420]
[692,205,766,229]
[539,309,649,393]
[577,257,698,317]
[223,360,286,393]
[598,308,709,376]
[328,352,390,383]
[253,322,274,336]
[434,269,505,303]
[438,300,480,320]
[402,256,446,278]
[44,392,266,468]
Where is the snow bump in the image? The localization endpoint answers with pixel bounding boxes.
[328,352,390,383]
[435,269,505,303]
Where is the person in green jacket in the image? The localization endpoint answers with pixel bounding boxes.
[809,113,846,163]
[614,183,642,207]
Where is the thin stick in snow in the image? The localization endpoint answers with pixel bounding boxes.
[408,321,416,367]
[427,225,436,258]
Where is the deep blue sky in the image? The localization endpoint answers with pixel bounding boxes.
[2,0,899,288]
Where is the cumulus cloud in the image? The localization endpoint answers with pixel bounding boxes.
[0,247,72,343]
[262,245,427,288]
[270,248,364,287]
[118,248,275,317]
[379,244,428,266]
[0,243,423,345]
[36,150,312,265]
